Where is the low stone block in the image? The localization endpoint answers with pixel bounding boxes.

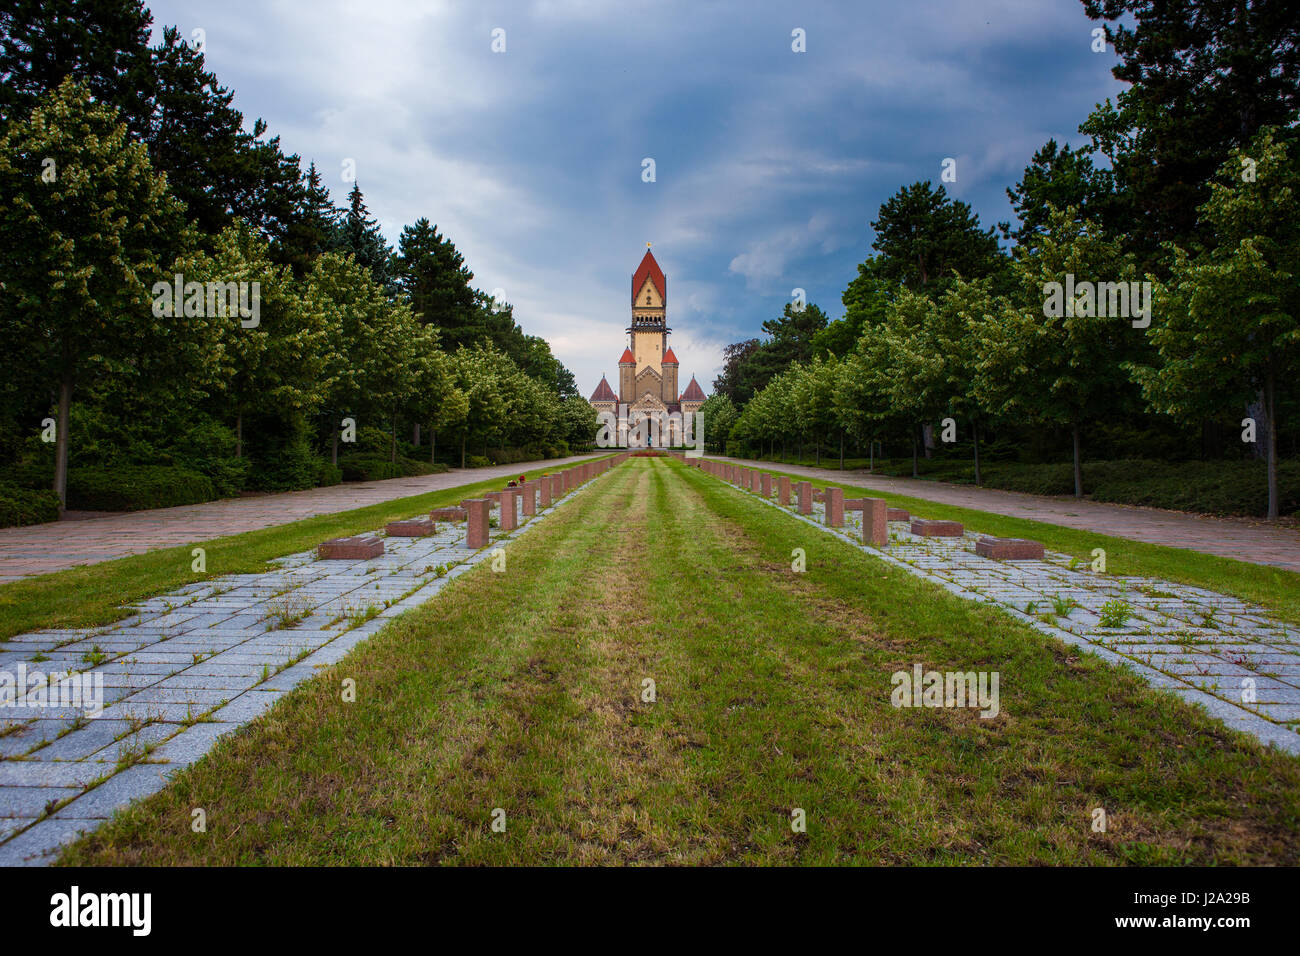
[318,536,384,560]
[430,506,466,521]
[910,519,964,537]
[861,497,888,546]
[887,508,910,521]
[778,475,791,506]
[464,498,490,549]
[499,489,517,531]
[385,516,435,537]
[796,481,812,515]
[825,487,844,527]
[975,536,1044,560]
[760,473,772,497]
[539,476,552,507]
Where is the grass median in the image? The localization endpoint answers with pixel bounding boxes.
[59,457,1300,865]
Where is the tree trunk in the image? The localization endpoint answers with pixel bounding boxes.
[412,422,420,446]
[912,431,918,478]
[460,432,467,468]
[430,429,437,464]
[1072,422,1083,499]
[869,440,874,474]
[839,430,845,470]
[235,410,243,459]
[390,417,398,463]
[331,429,339,467]
[972,420,981,487]
[53,368,72,514]
[1266,364,1278,519]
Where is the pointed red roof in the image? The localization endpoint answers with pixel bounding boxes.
[618,348,635,364]
[680,376,706,401]
[661,348,678,364]
[589,375,617,402]
[631,249,666,305]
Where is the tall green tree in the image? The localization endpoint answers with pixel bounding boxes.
[394,217,477,338]
[335,182,393,290]
[1001,139,1113,252]
[0,0,155,131]
[1136,130,1300,518]
[974,205,1144,497]
[198,223,331,459]
[0,78,188,508]
[1080,0,1300,260]
[870,181,1005,295]
[281,161,340,278]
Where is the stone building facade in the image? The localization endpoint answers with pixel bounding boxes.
[588,248,706,445]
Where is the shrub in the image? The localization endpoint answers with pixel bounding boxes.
[67,465,215,511]
[0,482,61,527]
[338,456,448,481]
[339,456,401,481]
[246,435,319,492]
[466,455,490,469]
[314,458,343,487]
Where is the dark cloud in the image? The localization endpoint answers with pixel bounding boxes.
[145,0,1123,395]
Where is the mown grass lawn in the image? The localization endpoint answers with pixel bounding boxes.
[59,458,1300,865]
[714,459,1300,626]
[0,456,611,642]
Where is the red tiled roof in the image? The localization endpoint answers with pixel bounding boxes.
[618,348,635,364]
[589,375,617,402]
[680,376,706,401]
[631,249,666,304]
[661,347,678,364]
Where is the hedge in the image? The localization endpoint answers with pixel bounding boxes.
[872,457,1299,518]
[0,482,61,527]
[66,465,215,512]
[338,456,449,482]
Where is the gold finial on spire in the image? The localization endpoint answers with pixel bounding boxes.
[646,241,652,248]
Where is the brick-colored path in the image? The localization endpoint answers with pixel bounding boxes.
[0,455,600,583]
[715,457,1300,573]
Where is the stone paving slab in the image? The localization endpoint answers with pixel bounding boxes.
[0,458,620,865]
[699,461,1300,755]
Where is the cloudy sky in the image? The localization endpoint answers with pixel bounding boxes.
[144,0,1125,398]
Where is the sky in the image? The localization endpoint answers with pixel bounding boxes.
[144,0,1126,399]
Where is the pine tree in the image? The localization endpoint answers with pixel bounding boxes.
[335,182,393,290]
[0,0,155,132]
[1080,0,1300,262]
[281,162,341,278]
[870,181,1005,295]
[394,217,478,341]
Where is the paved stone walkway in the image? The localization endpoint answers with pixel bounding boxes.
[0,455,600,583]
[701,464,1300,755]
[0,467,607,865]
[715,457,1300,573]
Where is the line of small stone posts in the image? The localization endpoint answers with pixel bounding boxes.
[460,454,630,549]
[688,458,891,547]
